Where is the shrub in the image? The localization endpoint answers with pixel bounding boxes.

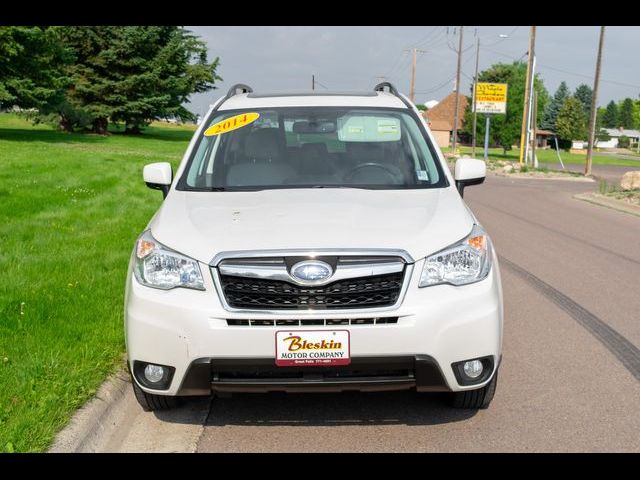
[618,135,630,149]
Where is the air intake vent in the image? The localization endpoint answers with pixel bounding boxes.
[226,317,399,327]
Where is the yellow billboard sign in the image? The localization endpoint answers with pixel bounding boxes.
[475,83,508,114]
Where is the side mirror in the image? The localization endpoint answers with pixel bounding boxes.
[143,162,173,199]
[454,158,486,197]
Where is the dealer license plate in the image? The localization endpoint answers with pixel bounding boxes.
[275,330,350,366]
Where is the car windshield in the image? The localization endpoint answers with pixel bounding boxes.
[178,106,447,191]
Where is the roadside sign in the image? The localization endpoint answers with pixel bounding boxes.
[475,83,508,114]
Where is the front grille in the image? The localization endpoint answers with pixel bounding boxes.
[226,317,399,327]
[219,271,405,310]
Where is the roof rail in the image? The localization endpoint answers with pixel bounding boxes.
[374,81,414,109]
[225,83,253,100]
[374,81,399,96]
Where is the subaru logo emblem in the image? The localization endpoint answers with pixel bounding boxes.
[290,260,333,284]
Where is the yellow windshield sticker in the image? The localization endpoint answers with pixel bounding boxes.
[204,112,260,136]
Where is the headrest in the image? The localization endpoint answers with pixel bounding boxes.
[300,142,328,157]
[244,128,281,161]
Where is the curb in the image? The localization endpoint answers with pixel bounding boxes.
[48,367,132,453]
[491,172,595,182]
[574,192,640,218]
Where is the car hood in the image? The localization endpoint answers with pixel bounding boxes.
[149,187,475,264]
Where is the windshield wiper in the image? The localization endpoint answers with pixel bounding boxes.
[308,185,364,189]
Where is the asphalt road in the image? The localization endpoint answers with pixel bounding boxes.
[545,162,635,185]
[92,175,640,452]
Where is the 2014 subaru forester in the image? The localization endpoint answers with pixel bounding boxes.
[125,82,503,411]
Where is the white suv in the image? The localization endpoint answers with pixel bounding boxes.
[125,83,503,411]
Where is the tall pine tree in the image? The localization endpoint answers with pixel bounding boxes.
[573,84,593,120]
[619,98,635,129]
[0,26,70,109]
[51,27,221,133]
[556,97,588,142]
[541,81,570,131]
[601,100,619,128]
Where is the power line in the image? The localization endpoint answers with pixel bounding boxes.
[414,74,457,95]
[410,26,443,49]
[482,46,640,91]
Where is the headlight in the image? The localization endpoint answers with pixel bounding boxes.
[419,224,492,287]
[133,231,205,290]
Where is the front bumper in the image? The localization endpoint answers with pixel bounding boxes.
[125,254,503,396]
[174,355,448,394]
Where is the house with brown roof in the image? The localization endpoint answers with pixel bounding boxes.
[422,92,468,148]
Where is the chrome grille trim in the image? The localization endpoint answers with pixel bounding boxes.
[210,249,414,314]
[210,248,414,266]
[218,259,404,286]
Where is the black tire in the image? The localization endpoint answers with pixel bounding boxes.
[131,377,179,412]
[450,370,498,409]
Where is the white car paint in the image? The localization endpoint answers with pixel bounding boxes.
[150,188,473,265]
[125,88,503,403]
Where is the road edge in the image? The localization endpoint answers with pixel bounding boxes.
[574,192,640,218]
[48,367,131,453]
[491,172,595,182]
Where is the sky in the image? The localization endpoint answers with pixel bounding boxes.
[184,26,640,118]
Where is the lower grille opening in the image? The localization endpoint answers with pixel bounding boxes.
[226,317,398,327]
[216,368,412,381]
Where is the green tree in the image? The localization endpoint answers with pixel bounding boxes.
[463,61,549,154]
[617,135,630,148]
[541,81,570,131]
[573,83,593,120]
[601,100,619,128]
[415,104,426,111]
[632,100,640,129]
[556,96,588,142]
[619,98,635,129]
[596,129,610,142]
[51,27,221,133]
[0,26,70,109]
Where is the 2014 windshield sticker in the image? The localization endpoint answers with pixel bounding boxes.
[204,112,260,136]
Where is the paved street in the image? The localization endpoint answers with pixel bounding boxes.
[92,175,640,452]
[545,162,635,185]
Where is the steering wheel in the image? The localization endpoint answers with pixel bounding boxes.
[343,162,400,182]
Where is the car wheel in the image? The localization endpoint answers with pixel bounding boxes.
[131,376,179,411]
[450,370,498,409]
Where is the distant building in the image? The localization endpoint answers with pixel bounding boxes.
[595,127,640,149]
[535,129,555,149]
[424,100,439,109]
[421,92,468,148]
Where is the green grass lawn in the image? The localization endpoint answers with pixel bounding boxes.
[447,145,640,168]
[0,113,195,452]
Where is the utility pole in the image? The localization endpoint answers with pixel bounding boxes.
[532,90,538,168]
[451,26,464,155]
[471,36,480,157]
[585,26,606,176]
[410,48,417,102]
[524,54,537,165]
[406,48,426,103]
[518,26,536,164]
[312,74,315,91]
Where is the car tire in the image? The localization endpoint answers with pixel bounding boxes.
[131,377,179,411]
[450,370,498,409]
